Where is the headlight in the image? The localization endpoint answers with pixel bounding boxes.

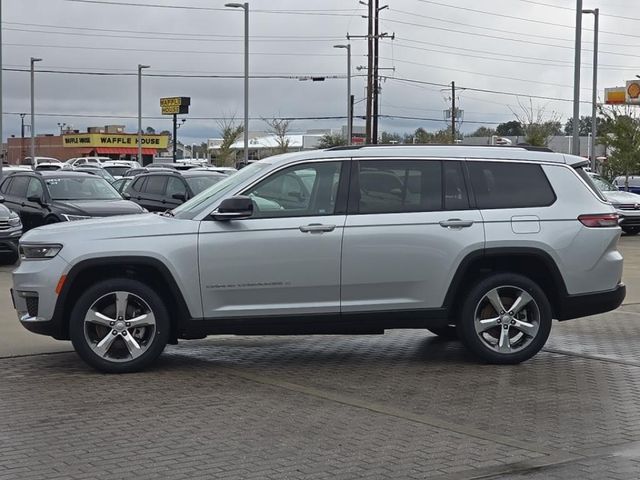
[61,214,92,221]
[20,244,62,259]
[8,214,21,227]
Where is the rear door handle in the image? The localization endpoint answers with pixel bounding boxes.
[299,223,336,233]
[439,219,474,228]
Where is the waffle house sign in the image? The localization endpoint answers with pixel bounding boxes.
[63,133,169,148]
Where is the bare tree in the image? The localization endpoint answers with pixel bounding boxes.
[510,98,561,147]
[216,116,244,167]
[264,117,293,154]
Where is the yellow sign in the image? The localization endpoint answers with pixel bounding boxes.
[160,97,183,107]
[161,105,183,115]
[160,96,190,115]
[605,87,626,105]
[63,133,169,149]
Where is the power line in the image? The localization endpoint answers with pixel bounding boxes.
[517,0,640,22]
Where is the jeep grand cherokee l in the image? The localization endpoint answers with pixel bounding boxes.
[12,145,625,373]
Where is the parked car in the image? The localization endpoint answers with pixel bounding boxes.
[590,173,640,235]
[614,176,640,194]
[147,163,199,171]
[123,170,226,211]
[102,161,135,179]
[73,165,116,183]
[20,157,62,169]
[11,145,626,373]
[0,201,22,263]
[35,162,67,171]
[123,167,171,177]
[65,157,111,167]
[111,176,134,195]
[0,171,144,231]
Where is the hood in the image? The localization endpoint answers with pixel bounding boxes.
[0,203,15,219]
[602,190,640,205]
[51,199,144,216]
[21,212,197,245]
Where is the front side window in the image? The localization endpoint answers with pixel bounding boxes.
[144,176,167,195]
[354,160,442,214]
[8,176,30,198]
[468,161,556,209]
[26,178,44,199]
[166,176,187,197]
[243,162,342,218]
[0,178,12,194]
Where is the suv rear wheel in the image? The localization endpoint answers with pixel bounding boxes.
[69,278,170,373]
[457,273,552,364]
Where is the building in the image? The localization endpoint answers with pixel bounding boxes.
[7,125,169,165]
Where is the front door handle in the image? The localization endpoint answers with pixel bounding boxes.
[439,219,474,228]
[299,223,336,233]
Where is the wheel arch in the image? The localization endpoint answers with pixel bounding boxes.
[443,247,568,322]
[53,256,192,342]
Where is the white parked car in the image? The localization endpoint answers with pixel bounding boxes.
[101,161,140,179]
[590,173,640,235]
[65,157,111,167]
[20,156,62,169]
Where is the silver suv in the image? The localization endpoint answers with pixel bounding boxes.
[12,145,625,373]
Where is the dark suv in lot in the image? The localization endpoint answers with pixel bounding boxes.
[0,171,144,230]
[123,170,226,211]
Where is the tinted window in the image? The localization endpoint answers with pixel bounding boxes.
[355,160,442,214]
[144,175,167,195]
[8,176,30,197]
[468,161,555,209]
[104,166,130,177]
[131,177,146,192]
[244,162,342,218]
[0,178,11,194]
[444,161,469,210]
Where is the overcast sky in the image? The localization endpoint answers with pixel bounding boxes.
[3,0,638,144]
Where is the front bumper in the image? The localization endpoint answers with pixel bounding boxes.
[13,254,70,339]
[556,283,626,321]
[0,229,22,253]
[615,208,640,227]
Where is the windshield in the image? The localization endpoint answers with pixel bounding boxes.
[104,166,130,177]
[590,174,617,192]
[185,175,225,195]
[46,176,122,201]
[173,162,269,218]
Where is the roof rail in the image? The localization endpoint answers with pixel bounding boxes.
[325,144,554,153]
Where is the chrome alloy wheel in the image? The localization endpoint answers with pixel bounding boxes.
[83,291,156,362]
[473,285,541,354]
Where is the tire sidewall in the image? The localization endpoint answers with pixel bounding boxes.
[70,278,170,373]
[457,273,552,364]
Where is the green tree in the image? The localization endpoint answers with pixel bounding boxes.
[215,117,244,167]
[468,126,497,137]
[379,131,403,144]
[564,116,600,136]
[496,120,524,137]
[318,133,346,148]
[598,105,640,186]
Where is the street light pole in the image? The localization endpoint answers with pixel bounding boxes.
[334,44,352,144]
[583,8,599,171]
[30,57,42,162]
[572,0,583,156]
[137,64,150,165]
[225,2,249,165]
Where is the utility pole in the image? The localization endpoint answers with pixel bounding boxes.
[371,0,379,144]
[138,64,150,165]
[30,57,42,162]
[572,0,583,156]
[451,81,456,144]
[583,8,598,170]
[172,114,177,162]
[20,113,25,138]
[365,0,373,144]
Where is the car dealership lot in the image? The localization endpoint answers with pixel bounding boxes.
[1,237,640,479]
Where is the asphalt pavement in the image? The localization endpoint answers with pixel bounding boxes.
[1,236,640,479]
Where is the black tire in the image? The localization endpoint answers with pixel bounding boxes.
[457,273,552,364]
[623,227,640,236]
[69,278,170,373]
[427,326,458,340]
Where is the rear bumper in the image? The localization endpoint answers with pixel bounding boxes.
[556,283,626,321]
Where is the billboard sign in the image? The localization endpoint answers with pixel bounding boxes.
[160,97,191,115]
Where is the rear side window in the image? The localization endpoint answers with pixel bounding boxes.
[468,161,555,209]
[144,175,167,195]
[354,160,443,214]
[0,178,11,194]
[8,176,30,197]
[131,177,147,192]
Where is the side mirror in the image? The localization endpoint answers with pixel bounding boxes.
[211,195,253,221]
[0,195,5,203]
[27,195,43,205]
[122,192,131,200]
[172,193,186,202]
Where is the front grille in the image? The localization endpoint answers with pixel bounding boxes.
[616,204,640,210]
[26,297,38,317]
[0,220,11,230]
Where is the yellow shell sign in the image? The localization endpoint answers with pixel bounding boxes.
[626,80,640,104]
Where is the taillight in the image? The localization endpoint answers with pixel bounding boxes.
[578,213,619,227]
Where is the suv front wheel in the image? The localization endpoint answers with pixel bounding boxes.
[70,278,170,373]
[457,273,552,364]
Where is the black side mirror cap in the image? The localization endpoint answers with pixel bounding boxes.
[211,195,253,221]
[172,193,187,202]
[122,192,131,200]
[0,195,5,203]
[27,195,43,205]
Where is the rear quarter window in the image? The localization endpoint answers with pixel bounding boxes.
[468,161,556,209]
[576,167,607,202]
